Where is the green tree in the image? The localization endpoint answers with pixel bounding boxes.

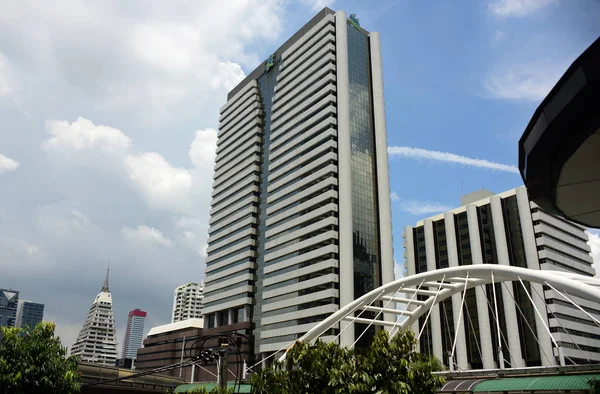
[251,329,444,394]
[0,321,81,394]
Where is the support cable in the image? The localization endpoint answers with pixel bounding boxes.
[349,286,403,349]
[450,273,469,369]
[530,283,590,364]
[501,282,553,366]
[330,289,387,345]
[389,280,425,339]
[518,277,563,366]
[417,276,446,343]
[545,283,600,329]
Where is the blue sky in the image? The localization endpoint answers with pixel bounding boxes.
[0,0,599,348]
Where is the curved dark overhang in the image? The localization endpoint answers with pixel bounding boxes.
[519,36,600,228]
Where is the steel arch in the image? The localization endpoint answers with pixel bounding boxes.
[286,265,600,350]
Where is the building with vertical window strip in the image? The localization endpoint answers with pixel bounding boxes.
[121,308,146,360]
[203,7,394,358]
[404,187,599,371]
[16,300,44,330]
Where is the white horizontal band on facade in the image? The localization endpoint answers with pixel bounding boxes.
[266,203,338,239]
[267,152,337,194]
[262,273,338,300]
[259,322,320,340]
[263,268,339,296]
[532,211,588,240]
[219,80,258,115]
[261,304,338,326]
[207,205,257,235]
[203,297,253,315]
[205,250,255,273]
[267,178,338,219]
[272,68,336,118]
[269,128,337,170]
[270,94,336,138]
[210,177,259,207]
[534,223,591,251]
[217,122,262,156]
[279,15,334,62]
[218,104,262,139]
[219,99,260,135]
[271,81,336,127]
[536,237,593,263]
[269,110,336,153]
[204,273,254,295]
[203,285,254,305]
[207,229,256,255]
[264,230,338,262]
[268,139,337,184]
[265,217,337,251]
[218,87,259,123]
[205,262,255,283]
[278,24,334,77]
[263,244,338,275]
[204,238,256,263]
[208,216,256,245]
[209,195,258,226]
[273,52,336,107]
[266,188,337,227]
[215,135,261,166]
[262,287,338,312]
[212,164,259,197]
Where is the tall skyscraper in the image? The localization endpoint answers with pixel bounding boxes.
[16,300,44,329]
[172,282,204,323]
[203,8,394,357]
[70,269,118,365]
[121,309,147,360]
[0,289,19,328]
[404,187,599,370]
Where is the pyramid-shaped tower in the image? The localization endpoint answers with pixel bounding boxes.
[70,268,118,365]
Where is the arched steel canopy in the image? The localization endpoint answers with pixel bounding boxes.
[518,36,600,228]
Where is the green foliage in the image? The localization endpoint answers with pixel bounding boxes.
[588,378,600,394]
[0,321,81,394]
[251,330,445,394]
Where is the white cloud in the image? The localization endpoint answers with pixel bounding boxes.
[0,52,19,98]
[298,0,335,12]
[395,197,454,216]
[125,152,193,212]
[587,230,600,277]
[122,225,173,247]
[483,62,568,101]
[0,153,19,174]
[43,117,132,153]
[37,210,98,238]
[390,192,399,201]
[209,62,246,91]
[388,146,519,173]
[488,0,557,17]
[188,129,218,168]
[394,260,404,281]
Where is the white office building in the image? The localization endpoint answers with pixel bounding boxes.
[203,7,394,356]
[172,282,204,323]
[404,187,599,370]
[70,269,118,365]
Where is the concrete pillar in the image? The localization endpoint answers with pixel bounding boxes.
[335,10,355,347]
[516,187,555,366]
[424,220,444,362]
[490,196,525,368]
[444,212,469,370]
[466,204,496,369]
[404,226,420,338]
[369,31,395,327]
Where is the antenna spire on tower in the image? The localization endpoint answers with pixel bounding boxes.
[102,267,110,292]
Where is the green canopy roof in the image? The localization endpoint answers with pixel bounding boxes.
[473,374,600,392]
[174,382,252,393]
